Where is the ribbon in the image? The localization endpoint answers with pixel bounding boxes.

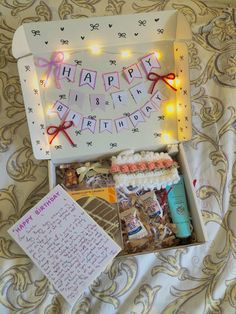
[76,162,109,182]
[147,72,177,94]
[47,120,74,146]
[160,187,173,207]
[35,51,64,89]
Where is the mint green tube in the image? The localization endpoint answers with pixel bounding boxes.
[167,176,191,238]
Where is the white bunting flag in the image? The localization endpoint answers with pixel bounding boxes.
[59,64,76,82]
[151,90,168,108]
[89,94,106,111]
[99,119,113,133]
[111,91,129,107]
[123,63,142,84]
[81,117,96,133]
[129,82,148,104]
[65,110,82,127]
[141,53,161,74]
[79,69,97,89]
[115,117,129,132]
[129,110,145,127]
[141,101,157,117]
[50,101,69,119]
[68,89,86,109]
[102,72,120,91]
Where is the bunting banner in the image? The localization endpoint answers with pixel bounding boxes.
[81,117,96,133]
[48,98,163,136]
[99,119,113,133]
[67,87,167,109]
[141,101,157,117]
[115,117,129,132]
[111,90,129,107]
[35,53,176,93]
[59,63,76,82]
[89,94,106,111]
[79,68,97,89]
[50,100,69,119]
[68,89,86,108]
[65,110,82,127]
[67,86,168,109]
[151,90,168,108]
[129,110,145,127]
[140,53,161,74]
[123,63,142,84]
[42,50,173,142]
[130,82,148,104]
[102,71,120,91]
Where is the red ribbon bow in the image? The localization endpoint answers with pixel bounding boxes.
[47,121,75,146]
[147,72,177,94]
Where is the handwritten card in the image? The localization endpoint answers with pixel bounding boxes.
[8,185,121,305]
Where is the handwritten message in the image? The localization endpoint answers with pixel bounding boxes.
[8,185,121,305]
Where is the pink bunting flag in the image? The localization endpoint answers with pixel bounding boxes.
[89,94,106,111]
[141,53,161,74]
[115,117,129,132]
[129,110,145,127]
[99,119,113,133]
[102,72,120,91]
[141,101,157,117]
[151,90,168,108]
[81,117,96,133]
[79,69,97,89]
[65,110,82,127]
[68,89,86,109]
[129,82,148,104]
[111,91,129,107]
[59,64,76,82]
[50,101,69,119]
[123,63,142,84]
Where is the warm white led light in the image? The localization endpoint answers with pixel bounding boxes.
[90,45,102,55]
[63,51,70,60]
[47,108,53,115]
[154,51,161,59]
[121,50,131,58]
[166,104,175,114]
[175,78,180,88]
[162,132,171,143]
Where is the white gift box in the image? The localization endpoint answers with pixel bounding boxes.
[12,10,207,255]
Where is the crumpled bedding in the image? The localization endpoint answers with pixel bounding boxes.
[0,0,235,313]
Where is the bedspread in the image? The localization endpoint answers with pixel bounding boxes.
[0,0,236,313]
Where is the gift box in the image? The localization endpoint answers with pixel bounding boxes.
[12,10,207,257]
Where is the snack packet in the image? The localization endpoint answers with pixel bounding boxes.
[120,207,148,240]
[140,191,163,219]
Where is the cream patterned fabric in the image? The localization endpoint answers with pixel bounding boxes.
[0,1,236,313]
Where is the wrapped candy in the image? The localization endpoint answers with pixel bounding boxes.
[120,207,148,240]
[140,191,163,219]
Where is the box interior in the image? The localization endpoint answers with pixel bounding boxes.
[48,143,207,257]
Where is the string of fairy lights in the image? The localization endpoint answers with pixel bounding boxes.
[37,43,183,145]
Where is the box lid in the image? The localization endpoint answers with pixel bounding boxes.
[12,10,191,58]
[12,10,192,162]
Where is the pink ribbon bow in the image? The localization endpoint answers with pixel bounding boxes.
[35,51,64,89]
